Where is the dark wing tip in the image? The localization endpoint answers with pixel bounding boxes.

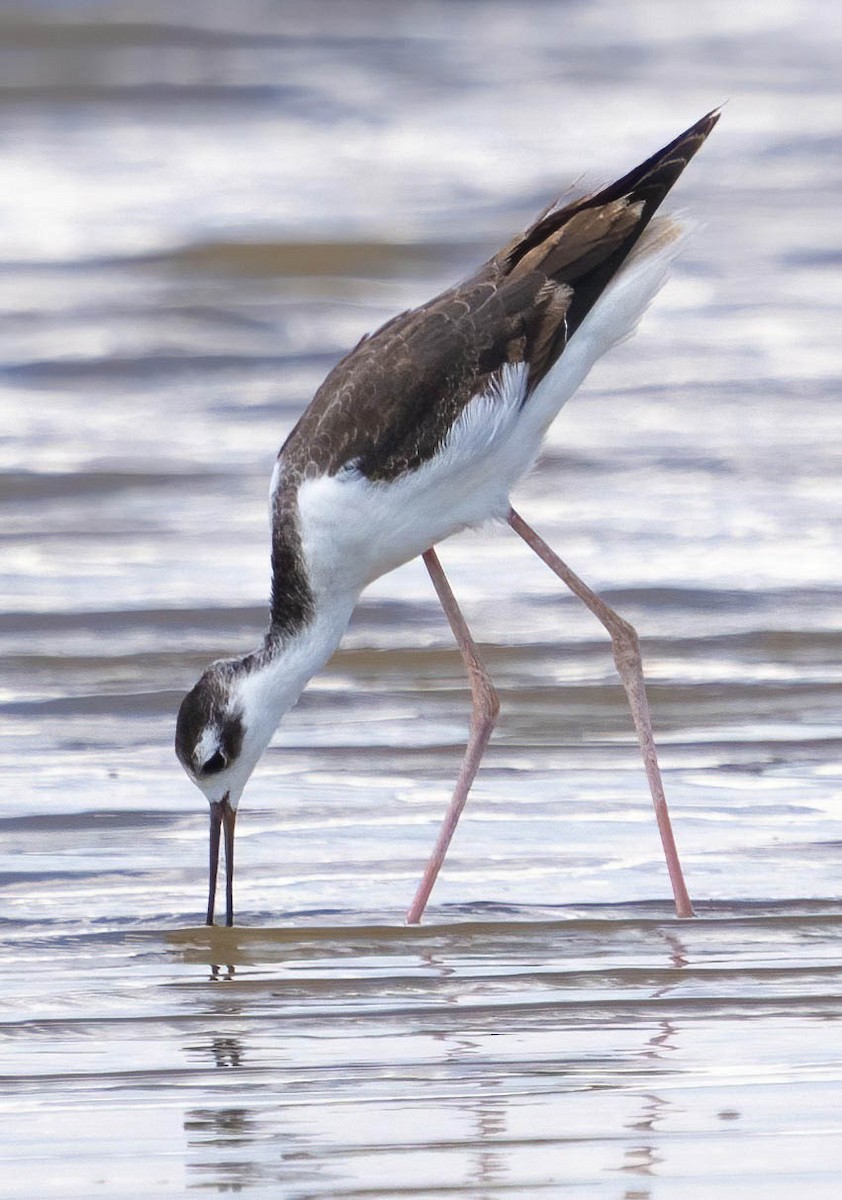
[499,108,721,387]
[666,106,721,167]
[684,105,722,141]
[585,106,721,213]
[502,108,721,277]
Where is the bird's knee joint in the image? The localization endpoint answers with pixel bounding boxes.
[472,674,500,724]
[611,615,638,646]
[610,617,640,665]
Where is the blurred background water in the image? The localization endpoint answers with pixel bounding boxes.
[1,1,841,1196]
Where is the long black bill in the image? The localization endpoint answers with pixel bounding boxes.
[207,795,237,927]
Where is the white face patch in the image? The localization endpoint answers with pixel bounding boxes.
[194,726,222,775]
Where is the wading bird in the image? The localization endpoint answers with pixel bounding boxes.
[176,110,719,927]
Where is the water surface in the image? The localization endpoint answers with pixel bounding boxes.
[1,1,841,1196]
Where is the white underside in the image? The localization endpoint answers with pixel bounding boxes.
[289,218,686,603]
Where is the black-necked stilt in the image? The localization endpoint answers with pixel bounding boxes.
[176,110,719,927]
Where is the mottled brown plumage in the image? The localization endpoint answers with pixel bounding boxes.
[265,110,718,634]
[278,110,719,492]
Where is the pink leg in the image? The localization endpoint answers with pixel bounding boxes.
[508,507,693,918]
[406,548,501,924]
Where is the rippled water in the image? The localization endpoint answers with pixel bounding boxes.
[2,1,841,1196]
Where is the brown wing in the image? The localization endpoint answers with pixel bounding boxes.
[279,109,719,486]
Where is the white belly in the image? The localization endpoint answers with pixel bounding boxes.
[294,362,530,596]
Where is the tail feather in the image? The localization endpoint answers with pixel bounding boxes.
[490,108,720,391]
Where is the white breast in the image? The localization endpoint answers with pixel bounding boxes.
[293,361,525,596]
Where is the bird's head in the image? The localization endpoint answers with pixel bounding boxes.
[175,655,277,927]
[176,659,253,801]
[175,610,350,927]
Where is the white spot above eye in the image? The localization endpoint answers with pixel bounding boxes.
[194,726,222,772]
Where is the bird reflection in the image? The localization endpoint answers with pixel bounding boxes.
[210,962,236,982]
[209,1036,243,1070]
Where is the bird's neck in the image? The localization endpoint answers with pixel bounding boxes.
[238,590,359,751]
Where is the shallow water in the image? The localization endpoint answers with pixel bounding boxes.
[2,1,842,1196]
[4,905,842,1197]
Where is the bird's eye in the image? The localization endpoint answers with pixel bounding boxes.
[202,750,228,776]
